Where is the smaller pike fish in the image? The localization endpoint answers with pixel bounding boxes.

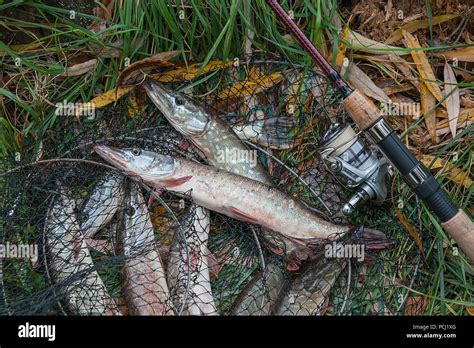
[230,262,287,315]
[119,182,171,315]
[81,172,125,238]
[143,79,269,182]
[273,229,393,315]
[94,146,352,247]
[273,256,346,316]
[167,204,218,315]
[44,187,121,315]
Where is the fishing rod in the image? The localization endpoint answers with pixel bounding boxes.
[266,0,474,262]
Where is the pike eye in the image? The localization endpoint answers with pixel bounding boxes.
[131,148,141,156]
[175,97,184,106]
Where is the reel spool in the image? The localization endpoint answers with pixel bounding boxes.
[319,123,391,215]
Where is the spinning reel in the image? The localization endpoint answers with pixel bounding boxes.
[319,123,391,215]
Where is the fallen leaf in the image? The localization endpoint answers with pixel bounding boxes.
[386,14,459,44]
[127,96,141,118]
[420,154,473,189]
[403,31,445,105]
[433,46,474,62]
[382,82,414,95]
[346,62,391,103]
[0,42,42,57]
[62,58,98,77]
[116,56,175,88]
[75,86,134,119]
[387,54,420,89]
[348,30,407,55]
[216,72,284,99]
[404,296,428,315]
[419,81,438,143]
[467,306,474,316]
[396,209,426,258]
[151,50,181,61]
[335,25,350,66]
[443,63,460,137]
[435,108,473,136]
[151,60,233,83]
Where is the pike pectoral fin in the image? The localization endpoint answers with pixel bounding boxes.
[224,206,259,223]
[162,176,193,187]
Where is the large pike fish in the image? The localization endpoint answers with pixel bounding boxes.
[167,204,218,315]
[143,80,312,266]
[118,182,171,315]
[94,146,352,246]
[44,187,121,315]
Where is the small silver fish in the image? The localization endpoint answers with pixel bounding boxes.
[119,182,172,315]
[44,187,121,315]
[167,204,218,315]
[81,172,125,239]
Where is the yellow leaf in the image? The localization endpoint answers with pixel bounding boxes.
[286,72,303,114]
[420,154,473,189]
[75,86,134,119]
[443,63,460,138]
[396,209,426,258]
[151,60,233,83]
[419,81,437,143]
[336,25,350,67]
[127,96,141,119]
[386,14,459,44]
[434,46,474,62]
[216,72,284,99]
[467,306,474,316]
[402,31,445,106]
[0,42,42,57]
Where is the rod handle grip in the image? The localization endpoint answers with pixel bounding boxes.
[442,210,474,263]
[342,90,381,131]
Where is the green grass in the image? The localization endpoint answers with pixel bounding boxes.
[0,0,472,316]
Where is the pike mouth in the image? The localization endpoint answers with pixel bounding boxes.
[94,144,131,171]
[143,79,173,115]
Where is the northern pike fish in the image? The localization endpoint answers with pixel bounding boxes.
[94,146,352,246]
[273,230,393,315]
[44,187,121,315]
[118,182,171,315]
[167,204,218,315]
[230,262,287,315]
[143,80,309,266]
[81,172,125,239]
[143,79,269,182]
[273,256,346,316]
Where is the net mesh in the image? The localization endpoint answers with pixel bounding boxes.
[0,57,427,316]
